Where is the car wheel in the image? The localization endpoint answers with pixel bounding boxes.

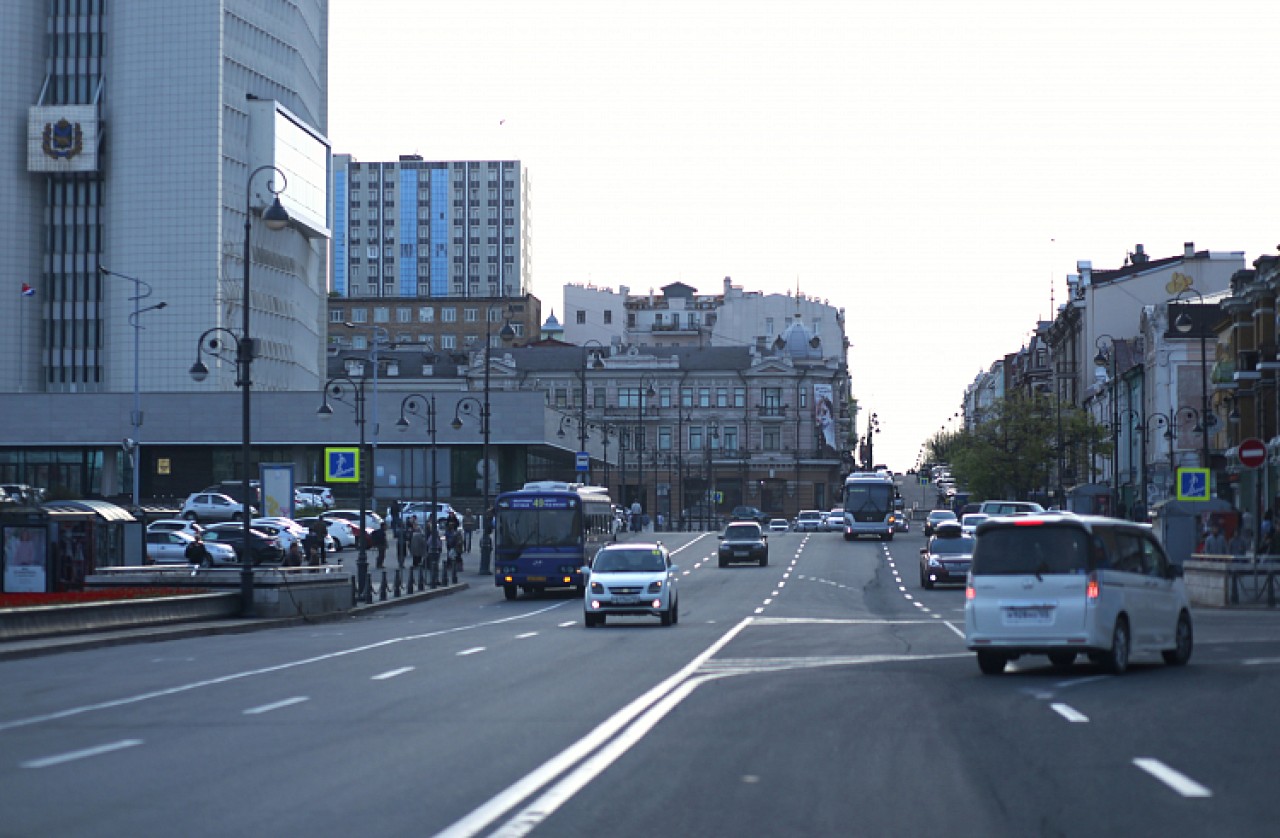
[759,554,768,567]
[231,511,242,522]
[584,613,598,628]
[843,533,853,541]
[1102,616,1130,675]
[671,597,679,624]
[1162,612,1193,666]
[503,584,518,601]
[976,651,1007,675]
[1048,651,1076,669]
[922,573,934,591]
[660,606,673,626]
[719,556,728,568]
[884,532,894,542]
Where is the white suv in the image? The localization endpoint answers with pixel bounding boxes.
[965,514,1193,675]
[181,492,255,523]
[585,543,679,627]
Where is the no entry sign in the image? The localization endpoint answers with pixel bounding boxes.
[1238,437,1266,470]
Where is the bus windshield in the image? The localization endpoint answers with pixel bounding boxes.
[844,483,893,515]
[497,507,581,549]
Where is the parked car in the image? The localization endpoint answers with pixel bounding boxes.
[768,518,791,533]
[730,506,769,526]
[0,483,46,504]
[145,530,203,564]
[295,489,330,509]
[584,542,679,627]
[965,514,1194,675]
[147,518,205,538]
[294,516,344,552]
[181,492,256,523]
[250,518,305,550]
[202,522,284,564]
[296,485,335,507]
[923,509,958,538]
[324,509,383,531]
[718,522,769,567]
[399,501,457,525]
[795,510,825,532]
[918,522,974,589]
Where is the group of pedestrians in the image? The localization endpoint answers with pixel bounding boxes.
[382,507,478,588]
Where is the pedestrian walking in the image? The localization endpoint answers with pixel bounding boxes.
[462,509,476,553]
[445,518,463,584]
[184,536,212,567]
[426,517,444,587]
[372,522,388,569]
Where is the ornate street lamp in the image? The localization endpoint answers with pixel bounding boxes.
[317,374,370,602]
[1172,288,1213,468]
[189,165,288,615]
[396,393,439,532]
[1095,335,1120,516]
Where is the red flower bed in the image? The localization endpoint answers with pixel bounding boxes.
[0,588,205,608]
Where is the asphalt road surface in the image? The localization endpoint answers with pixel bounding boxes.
[3,522,1279,837]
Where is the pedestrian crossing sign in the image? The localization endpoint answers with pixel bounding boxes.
[325,447,360,483]
[1175,467,1210,502]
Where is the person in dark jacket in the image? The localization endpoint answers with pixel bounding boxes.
[372,522,388,569]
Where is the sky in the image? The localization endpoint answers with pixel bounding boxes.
[328,0,1280,471]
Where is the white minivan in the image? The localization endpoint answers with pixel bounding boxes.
[964,514,1193,675]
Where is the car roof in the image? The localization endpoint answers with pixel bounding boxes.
[975,512,1150,534]
[598,541,665,552]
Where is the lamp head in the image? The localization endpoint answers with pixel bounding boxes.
[317,402,334,418]
[1174,311,1194,334]
[396,416,410,430]
[451,417,463,430]
[263,196,290,231]
[189,360,209,382]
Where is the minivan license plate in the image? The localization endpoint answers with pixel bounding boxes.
[1003,605,1052,625]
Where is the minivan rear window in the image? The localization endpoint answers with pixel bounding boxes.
[971,525,1091,575]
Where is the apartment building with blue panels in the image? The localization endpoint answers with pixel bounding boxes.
[331,155,529,300]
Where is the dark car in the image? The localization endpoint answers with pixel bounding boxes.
[919,522,975,589]
[202,522,284,564]
[923,509,958,538]
[730,506,769,526]
[719,522,769,567]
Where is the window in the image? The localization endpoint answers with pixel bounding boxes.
[576,310,586,325]
[766,318,775,335]
[464,308,478,322]
[658,426,672,450]
[800,389,808,409]
[442,308,457,323]
[351,309,368,324]
[329,309,344,323]
[734,387,746,408]
[554,389,567,408]
[763,387,782,409]
[604,310,612,325]
[681,387,693,408]
[373,307,389,323]
[396,308,411,324]
[619,387,643,409]
[698,388,711,408]
[593,388,605,409]
[716,388,728,408]
[723,426,739,453]
[763,427,780,450]
[659,387,672,408]
[689,427,703,451]
[627,313,636,328]
[441,334,456,349]
[419,307,434,323]
[352,336,368,350]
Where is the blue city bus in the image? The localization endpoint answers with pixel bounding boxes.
[494,482,616,600]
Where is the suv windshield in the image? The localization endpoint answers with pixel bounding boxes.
[724,525,760,540]
[593,549,665,573]
[971,525,1091,575]
[930,535,976,555]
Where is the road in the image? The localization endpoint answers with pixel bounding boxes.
[3,521,1279,837]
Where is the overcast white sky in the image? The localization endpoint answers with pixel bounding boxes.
[329,0,1280,470]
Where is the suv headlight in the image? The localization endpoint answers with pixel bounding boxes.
[590,581,604,594]
[647,580,664,593]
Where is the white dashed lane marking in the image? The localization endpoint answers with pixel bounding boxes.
[1133,758,1212,798]
[244,697,309,715]
[371,667,414,680]
[21,739,143,769]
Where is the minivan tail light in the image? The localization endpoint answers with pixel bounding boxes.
[965,583,975,600]
[1086,574,1100,600]
[1014,519,1044,527]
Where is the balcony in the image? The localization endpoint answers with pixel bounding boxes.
[650,321,701,334]
[1234,351,1261,383]
[756,405,788,421]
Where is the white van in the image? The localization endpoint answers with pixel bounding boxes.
[964,514,1193,675]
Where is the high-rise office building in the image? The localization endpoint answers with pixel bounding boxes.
[0,1,330,396]
[331,155,530,300]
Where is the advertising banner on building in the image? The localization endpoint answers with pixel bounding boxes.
[4,527,48,593]
[813,383,836,451]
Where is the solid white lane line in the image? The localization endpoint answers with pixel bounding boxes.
[515,632,538,639]
[244,696,309,715]
[1050,703,1089,723]
[1242,657,1280,666]
[457,647,486,656]
[22,739,143,769]
[371,667,415,681]
[438,617,755,838]
[1133,758,1212,798]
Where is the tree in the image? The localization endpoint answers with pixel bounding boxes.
[925,394,1109,501]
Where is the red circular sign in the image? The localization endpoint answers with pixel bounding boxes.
[1238,437,1267,469]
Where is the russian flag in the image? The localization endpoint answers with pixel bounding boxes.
[21,283,35,297]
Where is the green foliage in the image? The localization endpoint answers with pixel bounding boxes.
[924,394,1110,501]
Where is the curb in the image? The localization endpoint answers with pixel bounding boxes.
[0,582,470,662]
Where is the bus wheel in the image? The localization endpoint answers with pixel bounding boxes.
[503,584,518,601]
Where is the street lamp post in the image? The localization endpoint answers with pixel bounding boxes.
[705,419,720,529]
[189,165,288,616]
[318,374,370,602]
[1172,289,1213,469]
[453,395,492,575]
[99,266,167,512]
[1095,335,1120,516]
[635,379,657,525]
[579,341,606,484]
[396,393,439,534]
